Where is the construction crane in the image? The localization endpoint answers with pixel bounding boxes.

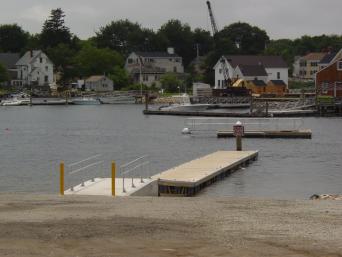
[206,1,231,89]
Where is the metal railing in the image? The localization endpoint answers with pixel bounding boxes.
[62,154,104,192]
[184,117,305,135]
[119,155,150,193]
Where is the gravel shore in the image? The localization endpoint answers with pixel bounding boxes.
[0,194,341,257]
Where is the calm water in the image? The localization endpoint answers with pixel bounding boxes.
[0,105,341,199]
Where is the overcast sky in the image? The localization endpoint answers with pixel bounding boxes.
[0,0,341,40]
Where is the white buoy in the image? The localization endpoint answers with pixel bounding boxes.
[182,128,191,134]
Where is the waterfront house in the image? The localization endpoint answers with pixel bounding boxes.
[0,53,20,87]
[316,57,342,98]
[125,48,184,87]
[292,52,325,80]
[319,49,342,71]
[213,55,288,89]
[13,50,54,88]
[85,75,114,92]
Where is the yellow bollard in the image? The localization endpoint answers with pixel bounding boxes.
[60,162,65,196]
[112,162,116,197]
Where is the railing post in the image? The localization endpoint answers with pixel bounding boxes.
[112,161,116,197]
[60,162,64,196]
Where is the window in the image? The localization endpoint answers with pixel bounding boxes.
[44,76,48,83]
[40,57,43,63]
[45,66,48,72]
[128,58,133,64]
[218,80,220,87]
[219,69,222,74]
[277,72,280,79]
[143,74,148,81]
[338,61,342,71]
[173,67,177,73]
[311,62,318,67]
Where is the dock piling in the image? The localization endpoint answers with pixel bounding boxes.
[60,162,65,196]
[112,162,116,197]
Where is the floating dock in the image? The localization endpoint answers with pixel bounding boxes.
[217,129,312,139]
[153,151,258,197]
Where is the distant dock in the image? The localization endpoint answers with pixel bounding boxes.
[217,129,312,139]
[153,151,258,197]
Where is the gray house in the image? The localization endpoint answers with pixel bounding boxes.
[85,75,114,92]
[125,47,184,87]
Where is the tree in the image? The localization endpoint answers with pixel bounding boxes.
[0,63,9,84]
[40,8,73,48]
[160,73,182,93]
[73,45,124,77]
[193,28,214,57]
[218,22,269,55]
[158,20,195,66]
[95,20,145,55]
[108,66,129,90]
[0,24,29,53]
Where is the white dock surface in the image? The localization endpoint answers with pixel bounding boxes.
[65,178,153,197]
[153,151,258,187]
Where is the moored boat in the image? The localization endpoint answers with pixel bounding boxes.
[71,97,101,105]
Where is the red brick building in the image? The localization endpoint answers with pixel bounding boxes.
[316,58,342,98]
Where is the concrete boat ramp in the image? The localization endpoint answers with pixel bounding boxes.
[65,151,258,197]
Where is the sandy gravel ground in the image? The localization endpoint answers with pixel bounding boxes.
[0,194,341,257]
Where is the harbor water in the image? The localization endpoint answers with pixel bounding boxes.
[0,104,341,199]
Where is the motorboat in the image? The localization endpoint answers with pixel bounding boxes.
[1,97,30,106]
[71,97,101,105]
[99,95,136,104]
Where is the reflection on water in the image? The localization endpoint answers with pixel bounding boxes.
[0,105,341,199]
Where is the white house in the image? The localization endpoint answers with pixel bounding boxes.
[13,50,54,87]
[85,75,114,92]
[125,47,184,87]
[214,55,288,89]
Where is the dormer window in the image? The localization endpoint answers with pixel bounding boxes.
[338,61,342,71]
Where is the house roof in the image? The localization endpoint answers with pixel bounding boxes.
[238,64,268,76]
[224,55,288,68]
[301,52,325,61]
[86,75,107,82]
[248,79,267,86]
[16,50,53,66]
[320,52,337,64]
[269,80,287,86]
[0,53,20,69]
[135,51,180,58]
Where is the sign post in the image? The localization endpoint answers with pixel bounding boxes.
[233,121,244,151]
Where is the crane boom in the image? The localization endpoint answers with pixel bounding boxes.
[206,1,231,88]
[206,1,219,35]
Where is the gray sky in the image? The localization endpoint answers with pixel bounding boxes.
[0,0,341,40]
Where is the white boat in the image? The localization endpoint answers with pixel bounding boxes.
[71,97,101,105]
[99,95,136,104]
[1,98,30,106]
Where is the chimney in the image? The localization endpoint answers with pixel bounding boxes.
[167,47,175,55]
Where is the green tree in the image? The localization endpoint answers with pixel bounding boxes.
[108,66,129,90]
[158,20,195,66]
[218,22,269,55]
[95,19,145,55]
[0,63,9,84]
[160,73,182,93]
[40,8,73,48]
[73,45,124,77]
[0,24,29,53]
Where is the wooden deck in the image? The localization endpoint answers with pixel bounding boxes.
[217,129,312,139]
[153,151,258,196]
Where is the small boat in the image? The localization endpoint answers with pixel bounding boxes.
[99,95,136,104]
[1,98,30,106]
[71,97,101,105]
